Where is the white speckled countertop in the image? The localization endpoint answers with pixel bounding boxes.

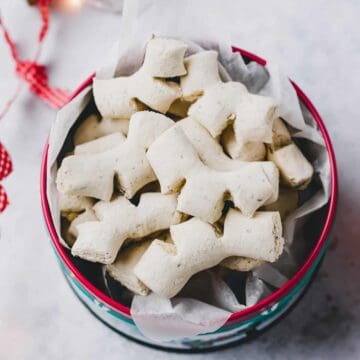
[0,1,359,359]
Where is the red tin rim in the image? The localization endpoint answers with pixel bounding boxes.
[40,47,338,324]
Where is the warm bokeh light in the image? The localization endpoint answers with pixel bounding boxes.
[52,0,86,12]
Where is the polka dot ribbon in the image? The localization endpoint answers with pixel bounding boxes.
[0,143,13,213]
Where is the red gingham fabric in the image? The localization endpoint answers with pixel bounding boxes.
[0,143,13,212]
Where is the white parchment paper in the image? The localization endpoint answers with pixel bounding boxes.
[47,0,331,342]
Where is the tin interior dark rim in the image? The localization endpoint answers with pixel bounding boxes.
[40,46,338,324]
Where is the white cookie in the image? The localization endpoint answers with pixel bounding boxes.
[142,37,188,77]
[74,114,130,145]
[271,117,292,150]
[267,118,313,188]
[134,209,283,298]
[59,193,94,213]
[74,132,125,155]
[107,240,151,296]
[222,126,266,161]
[93,38,184,119]
[268,143,314,189]
[71,193,181,264]
[68,209,97,238]
[147,127,279,222]
[57,111,174,201]
[93,72,180,119]
[189,82,278,143]
[180,50,221,101]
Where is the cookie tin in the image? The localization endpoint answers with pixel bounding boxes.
[40,47,337,351]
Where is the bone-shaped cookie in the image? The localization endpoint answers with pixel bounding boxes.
[59,193,94,232]
[74,114,130,145]
[268,143,314,189]
[93,38,185,119]
[181,53,267,160]
[106,240,152,296]
[220,256,263,272]
[175,117,271,182]
[169,51,223,120]
[147,126,279,222]
[134,209,283,298]
[174,119,276,269]
[106,224,262,285]
[106,228,176,295]
[222,126,266,161]
[68,209,97,239]
[142,37,188,78]
[267,118,314,188]
[61,208,98,248]
[71,192,182,264]
[271,117,292,150]
[60,194,97,247]
[189,81,278,144]
[57,111,174,201]
[175,117,238,171]
[59,193,94,213]
[61,131,126,232]
[180,50,222,101]
[93,73,180,119]
[74,132,125,155]
[224,116,292,163]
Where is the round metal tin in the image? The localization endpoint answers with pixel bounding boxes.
[40,47,338,351]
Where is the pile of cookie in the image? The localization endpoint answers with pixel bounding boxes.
[56,37,313,299]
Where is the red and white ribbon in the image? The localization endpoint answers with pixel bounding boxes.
[0,0,70,118]
[0,1,71,212]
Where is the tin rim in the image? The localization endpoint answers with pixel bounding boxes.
[40,47,338,325]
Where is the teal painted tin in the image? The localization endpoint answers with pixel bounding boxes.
[40,47,338,351]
